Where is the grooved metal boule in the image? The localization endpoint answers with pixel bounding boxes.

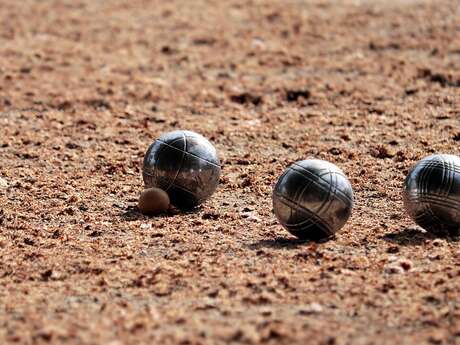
[403,154,460,236]
[272,159,354,240]
[143,130,221,209]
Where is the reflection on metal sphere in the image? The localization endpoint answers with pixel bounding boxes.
[403,154,460,236]
[273,159,354,240]
[143,130,221,209]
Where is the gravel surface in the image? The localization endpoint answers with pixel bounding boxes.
[0,0,459,344]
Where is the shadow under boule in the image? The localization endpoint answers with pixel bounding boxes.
[119,204,202,221]
[249,234,334,250]
[382,227,437,246]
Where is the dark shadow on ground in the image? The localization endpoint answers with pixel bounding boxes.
[119,205,202,221]
[120,205,150,221]
[249,235,334,250]
[382,227,436,246]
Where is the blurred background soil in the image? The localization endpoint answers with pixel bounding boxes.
[0,0,459,344]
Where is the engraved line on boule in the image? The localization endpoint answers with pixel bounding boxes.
[289,165,353,206]
[292,168,316,228]
[169,182,202,201]
[161,135,187,190]
[407,190,460,208]
[422,159,459,222]
[417,160,460,175]
[164,132,188,192]
[291,163,352,204]
[414,208,457,227]
[143,135,185,177]
[275,169,294,222]
[274,192,334,235]
[414,210,437,229]
[405,155,460,233]
[156,139,220,167]
[440,155,447,196]
[292,162,348,179]
[314,167,335,218]
[408,194,460,211]
[437,155,451,197]
[288,220,331,236]
[276,196,333,236]
[445,158,455,197]
[414,207,444,232]
[417,159,437,227]
[288,168,334,208]
[418,168,446,230]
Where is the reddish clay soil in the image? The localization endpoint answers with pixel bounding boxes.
[1,0,460,344]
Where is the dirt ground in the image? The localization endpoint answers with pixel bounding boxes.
[1,0,460,344]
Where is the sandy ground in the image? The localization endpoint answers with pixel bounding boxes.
[1,0,460,344]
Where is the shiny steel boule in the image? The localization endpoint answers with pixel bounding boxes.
[143,130,221,209]
[273,159,354,240]
[403,154,460,236]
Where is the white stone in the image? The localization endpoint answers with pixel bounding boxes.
[0,177,8,189]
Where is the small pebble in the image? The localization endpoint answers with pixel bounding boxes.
[140,223,152,230]
[384,264,405,274]
[398,258,413,271]
[0,177,8,189]
[241,211,261,222]
[384,256,413,274]
[298,302,323,315]
[431,238,445,247]
[138,187,170,215]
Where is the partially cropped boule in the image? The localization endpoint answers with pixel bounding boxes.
[403,154,460,236]
[138,187,170,215]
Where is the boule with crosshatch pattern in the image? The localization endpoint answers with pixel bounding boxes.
[272,159,354,240]
[403,154,460,236]
[143,130,221,209]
